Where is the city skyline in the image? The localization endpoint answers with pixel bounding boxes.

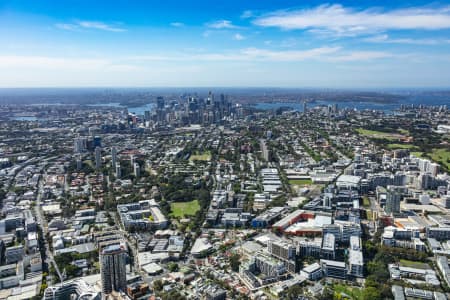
[2,1,450,88]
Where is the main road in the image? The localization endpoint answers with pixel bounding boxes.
[35,171,64,283]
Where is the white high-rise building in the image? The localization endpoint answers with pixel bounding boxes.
[133,162,140,178]
[115,163,121,179]
[428,163,440,177]
[418,159,429,173]
[74,137,87,153]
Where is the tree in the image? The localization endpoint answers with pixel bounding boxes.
[286,284,304,300]
[167,262,179,272]
[229,253,241,272]
[318,287,334,300]
[162,290,186,300]
[106,212,115,226]
[362,287,382,300]
[153,279,163,291]
[64,264,81,278]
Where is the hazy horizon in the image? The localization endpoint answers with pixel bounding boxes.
[2,1,450,87]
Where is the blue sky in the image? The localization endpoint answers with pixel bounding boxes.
[1,0,450,88]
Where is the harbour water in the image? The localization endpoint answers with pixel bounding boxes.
[87,102,155,115]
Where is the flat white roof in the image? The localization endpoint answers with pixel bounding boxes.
[320,259,346,268]
[191,238,213,255]
[336,175,361,185]
[303,262,321,273]
[349,250,363,265]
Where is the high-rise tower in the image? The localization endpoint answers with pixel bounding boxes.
[100,243,127,295]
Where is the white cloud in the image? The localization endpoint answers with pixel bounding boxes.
[0,47,398,77]
[207,20,237,29]
[126,47,341,62]
[233,33,246,40]
[128,47,388,62]
[55,21,126,32]
[170,22,185,27]
[2,48,435,88]
[55,23,79,31]
[328,51,393,62]
[364,34,450,45]
[280,38,299,48]
[241,10,253,19]
[0,55,110,70]
[78,21,126,32]
[254,4,450,35]
[238,47,340,61]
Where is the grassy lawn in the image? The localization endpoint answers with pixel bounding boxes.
[356,128,403,140]
[386,143,418,150]
[430,148,450,170]
[83,160,94,169]
[362,196,370,208]
[333,284,364,300]
[170,200,201,218]
[189,151,211,161]
[399,259,430,269]
[289,179,312,185]
[411,151,424,158]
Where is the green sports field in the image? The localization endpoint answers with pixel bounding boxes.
[170,200,201,218]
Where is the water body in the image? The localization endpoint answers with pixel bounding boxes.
[128,103,155,115]
[10,102,155,121]
[11,116,38,121]
[87,102,155,115]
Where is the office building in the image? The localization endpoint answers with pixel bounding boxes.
[348,249,364,277]
[320,259,347,280]
[297,238,322,258]
[426,227,450,241]
[385,190,401,215]
[5,245,24,264]
[321,233,336,260]
[300,263,322,281]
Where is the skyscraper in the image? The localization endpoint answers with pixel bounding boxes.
[144,110,151,122]
[133,162,140,178]
[76,155,82,170]
[156,96,165,110]
[385,190,401,215]
[74,137,87,153]
[100,243,127,294]
[156,96,166,124]
[115,163,121,179]
[111,147,117,169]
[95,147,102,169]
[93,136,102,148]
